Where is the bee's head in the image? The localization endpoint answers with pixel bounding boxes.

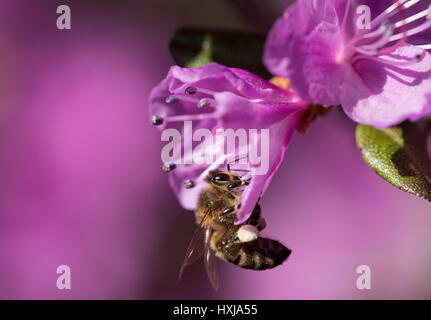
[207,169,248,190]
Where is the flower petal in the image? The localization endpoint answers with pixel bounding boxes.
[214,93,306,224]
[341,45,431,128]
[264,0,345,105]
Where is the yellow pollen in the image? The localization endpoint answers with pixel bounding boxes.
[270,77,290,90]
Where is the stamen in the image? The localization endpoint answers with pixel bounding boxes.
[165,86,217,112]
[345,1,413,58]
[343,23,390,59]
[394,6,431,28]
[370,0,419,30]
[351,51,425,66]
[151,115,164,125]
[404,0,421,9]
[353,46,381,56]
[169,94,216,107]
[163,163,176,172]
[356,24,394,53]
[390,19,431,41]
[362,22,391,40]
[165,95,179,104]
[184,179,195,189]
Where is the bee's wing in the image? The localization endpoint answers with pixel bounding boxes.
[204,227,219,291]
[178,209,210,281]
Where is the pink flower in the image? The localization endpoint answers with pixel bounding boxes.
[149,63,307,224]
[264,0,431,128]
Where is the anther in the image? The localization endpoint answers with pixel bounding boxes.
[184,179,195,189]
[197,98,211,109]
[162,163,176,172]
[185,87,197,95]
[165,95,179,104]
[151,115,164,125]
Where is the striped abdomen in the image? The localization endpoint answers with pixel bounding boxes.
[218,237,291,270]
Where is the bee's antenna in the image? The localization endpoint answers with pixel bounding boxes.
[229,169,250,173]
[227,154,248,172]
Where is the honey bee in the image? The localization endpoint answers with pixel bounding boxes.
[178,164,291,290]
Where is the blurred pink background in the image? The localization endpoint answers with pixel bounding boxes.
[0,0,430,299]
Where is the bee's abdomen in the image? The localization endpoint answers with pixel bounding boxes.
[222,237,291,270]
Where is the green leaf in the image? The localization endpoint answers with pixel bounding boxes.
[185,34,213,68]
[356,121,431,202]
[169,27,271,78]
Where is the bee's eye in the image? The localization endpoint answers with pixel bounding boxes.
[212,173,231,183]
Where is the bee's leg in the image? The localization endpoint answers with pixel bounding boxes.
[216,226,241,248]
[255,216,266,231]
[246,204,266,231]
[218,204,240,224]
